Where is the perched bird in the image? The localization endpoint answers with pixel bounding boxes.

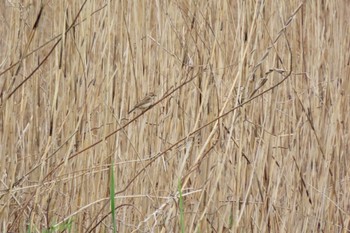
[128,92,156,114]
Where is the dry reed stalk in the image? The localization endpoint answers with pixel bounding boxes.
[0,0,349,232]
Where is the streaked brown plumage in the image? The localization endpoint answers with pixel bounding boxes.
[128,92,156,114]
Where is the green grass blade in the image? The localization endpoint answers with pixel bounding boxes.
[178,179,185,233]
[110,165,117,233]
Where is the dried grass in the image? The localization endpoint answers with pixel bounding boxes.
[0,0,349,232]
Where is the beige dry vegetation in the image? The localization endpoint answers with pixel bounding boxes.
[0,0,349,232]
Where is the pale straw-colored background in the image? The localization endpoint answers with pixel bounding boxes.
[0,1,349,232]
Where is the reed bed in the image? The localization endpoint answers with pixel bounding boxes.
[0,0,349,232]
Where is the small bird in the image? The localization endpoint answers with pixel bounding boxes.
[128,92,156,114]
